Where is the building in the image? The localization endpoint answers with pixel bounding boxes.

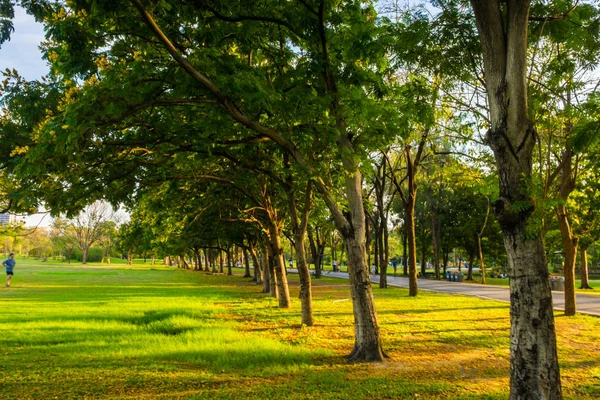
[0,213,25,228]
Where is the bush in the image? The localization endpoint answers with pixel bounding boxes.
[65,247,105,263]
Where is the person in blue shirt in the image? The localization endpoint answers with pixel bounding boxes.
[3,253,15,287]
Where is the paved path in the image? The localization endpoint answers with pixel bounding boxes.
[309,270,600,317]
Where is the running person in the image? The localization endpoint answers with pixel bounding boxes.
[3,253,15,287]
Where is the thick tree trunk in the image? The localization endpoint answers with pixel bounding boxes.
[556,204,577,316]
[335,156,385,362]
[470,1,562,396]
[268,221,291,308]
[344,235,385,362]
[505,228,561,400]
[294,232,313,326]
[580,247,592,289]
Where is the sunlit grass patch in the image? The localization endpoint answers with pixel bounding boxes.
[0,261,599,399]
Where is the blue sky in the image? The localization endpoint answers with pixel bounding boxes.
[0,6,48,80]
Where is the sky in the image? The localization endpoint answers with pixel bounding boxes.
[1,7,50,226]
[0,6,48,80]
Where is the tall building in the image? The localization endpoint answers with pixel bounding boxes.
[0,213,22,228]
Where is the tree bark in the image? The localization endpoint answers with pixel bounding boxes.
[470,1,562,397]
[556,204,577,316]
[467,252,474,281]
[404,146,419,295]
[337,151,385,362]
[402,224,408,276]
[265,244,278,298]
[431,203,440,280]
[227,247,233,276]
[478,235,486,284]
[260,245,270,294]
[579,247,592,289]
[284,175,314,326]
[248,242,262,285]
[267,218,291,309]
[243,246,252,278]
[82,247,89,264]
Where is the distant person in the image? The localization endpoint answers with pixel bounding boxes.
[391,258,398,275]
[333,259,338,272]
[3,253,15,287]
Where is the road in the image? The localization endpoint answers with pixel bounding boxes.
[312,270,600,317]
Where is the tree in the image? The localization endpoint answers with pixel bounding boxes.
[60,202,116,264]
[1,0,398,362]
[467,1,562,397]
[97,221,118,264]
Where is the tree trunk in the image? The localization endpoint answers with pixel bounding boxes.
[283,176,314,326]
[227,248,233,276]
[243,247,252,278]
[249,244,262,284]
[366,217,372,272]
[478,235,486,285]
[556,204,577,316]
[442,251,448,276]
[308,229,322,279]
[294,232,313,326]
[260,245,270,294]
[267,220,291,308]
[402,225,408,276]
[467,252,474,281]
[405,191,418,296]
[470,1,562,396]
[431,204,440,280]
[379,219,388,288]
[344,234,385,362]
[580,247,592,289]
[82,247,89,264]
[337,164,385,362]
[420,246,427,277]
[218,247,224,274]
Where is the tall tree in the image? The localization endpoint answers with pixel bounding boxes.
[467,1,561,397]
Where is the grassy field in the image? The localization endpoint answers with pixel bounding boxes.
[1,258,599,399]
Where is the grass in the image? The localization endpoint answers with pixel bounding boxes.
[0,258,599,399]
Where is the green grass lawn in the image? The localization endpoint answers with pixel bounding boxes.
[1,258,599,399]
